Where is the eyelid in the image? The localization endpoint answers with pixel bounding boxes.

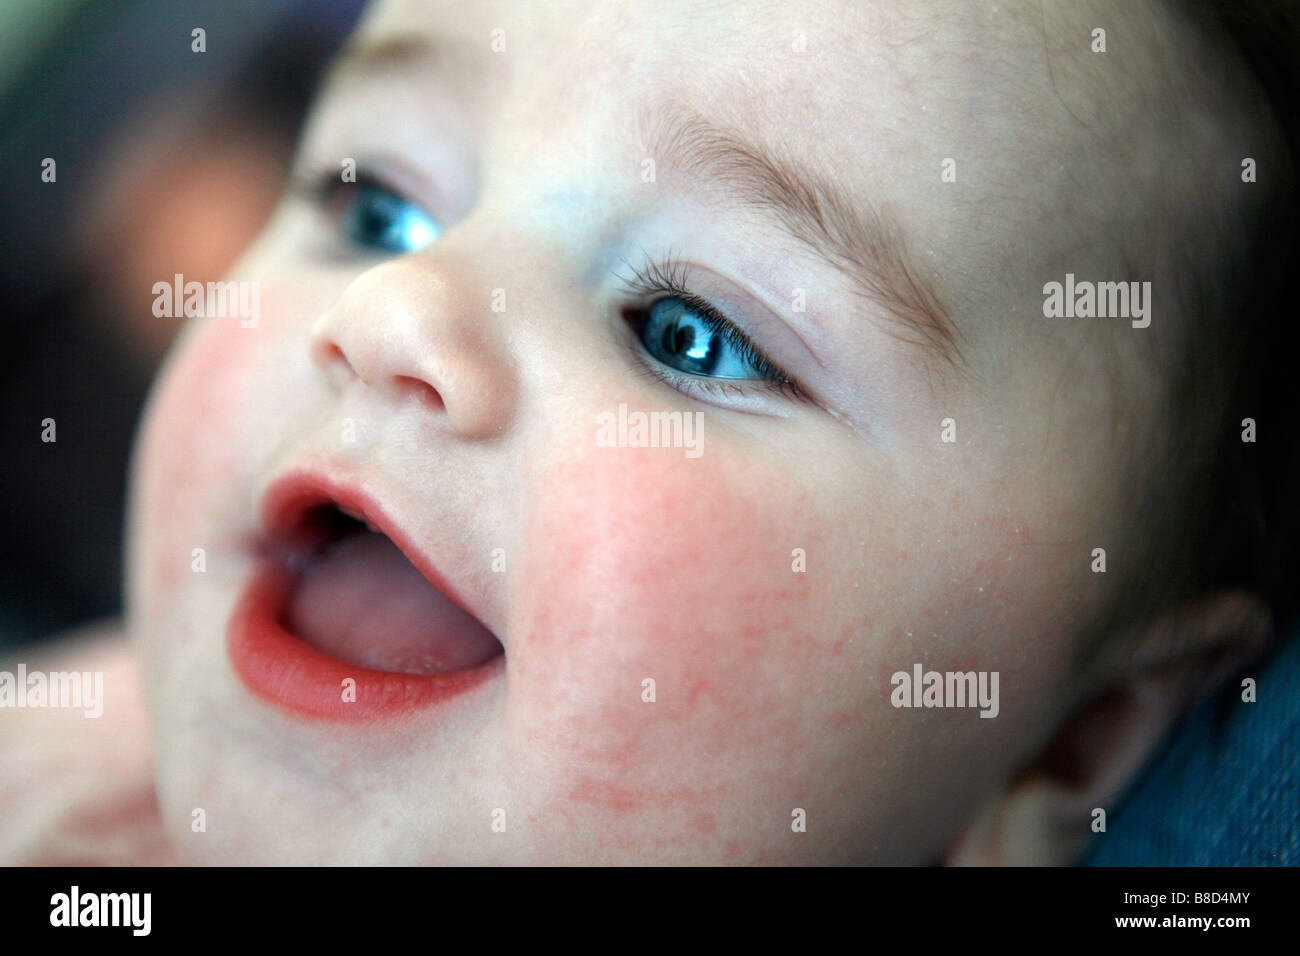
[289,166,407,214]
[619,336,808,410]
[288,155,442,222]
[286,159,442,260]
[618,253,814,403]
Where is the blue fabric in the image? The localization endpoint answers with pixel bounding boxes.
[1085,629,1300,865]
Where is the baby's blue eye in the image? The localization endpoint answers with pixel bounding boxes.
[639,297,764,379]
[340,183,439,253]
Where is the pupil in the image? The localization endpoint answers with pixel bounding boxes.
[365,200,391,236]
[667,322,696,356]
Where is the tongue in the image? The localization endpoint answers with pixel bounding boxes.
[286,530,501,675]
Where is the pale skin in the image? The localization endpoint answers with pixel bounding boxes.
[2,0,1277,864]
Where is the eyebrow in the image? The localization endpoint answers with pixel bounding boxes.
[322,32,478,90]
[326,33,433,77]
[644,107,962,366]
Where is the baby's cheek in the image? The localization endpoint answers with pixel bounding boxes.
[506,434,845,854]
[129,280,325,637]
[130,320,260,610]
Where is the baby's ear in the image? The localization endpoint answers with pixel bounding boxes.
[943,590,1272,866]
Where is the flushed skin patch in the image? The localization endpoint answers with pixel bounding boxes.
[125,0,1233,863]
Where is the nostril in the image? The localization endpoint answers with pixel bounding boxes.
[396,375,444,410]
[314,341,347,366]
[311,341,355,389]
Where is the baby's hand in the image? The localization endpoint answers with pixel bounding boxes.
[0,623,174,865]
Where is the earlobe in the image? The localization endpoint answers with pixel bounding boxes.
[943,590,1272,866]
[944,679,1191,865]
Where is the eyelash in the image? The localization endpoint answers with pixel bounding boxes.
[287,165,399,255]
[290,166,810,404]
[618,254,810,403]
[286,170,348,263]
[289,165,358,209]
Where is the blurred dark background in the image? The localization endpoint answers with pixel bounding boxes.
[0,0,367,650]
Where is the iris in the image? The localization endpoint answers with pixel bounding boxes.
[639,297,760,378]
[340,184,439,253]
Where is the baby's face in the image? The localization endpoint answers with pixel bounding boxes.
[127,0,1227,863]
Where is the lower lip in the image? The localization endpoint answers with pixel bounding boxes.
[226,561,504,720]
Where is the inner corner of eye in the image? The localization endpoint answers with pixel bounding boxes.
[620,295,657,318]
[619,302,649,333]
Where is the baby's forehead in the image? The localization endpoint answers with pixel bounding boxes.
[357,0,1059,108]
[344,0,1201,210]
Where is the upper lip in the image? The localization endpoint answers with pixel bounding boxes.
[256,468,497,641]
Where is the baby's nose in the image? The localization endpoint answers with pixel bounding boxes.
[309,257,515,439]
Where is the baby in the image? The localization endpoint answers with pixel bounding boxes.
[3,0,1295,865]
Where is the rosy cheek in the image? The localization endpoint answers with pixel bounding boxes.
[130,282,318,615]
[506,434,828,812]
[130,326,250,603]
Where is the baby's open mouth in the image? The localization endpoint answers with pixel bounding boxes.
[283,504,503,676]
[226,474,505,719]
